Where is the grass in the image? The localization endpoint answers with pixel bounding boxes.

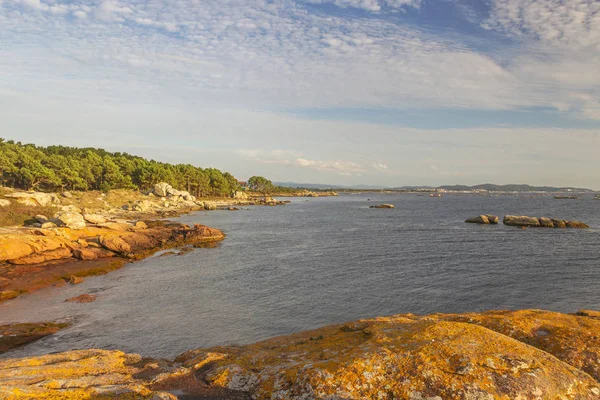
[0,200,57,227]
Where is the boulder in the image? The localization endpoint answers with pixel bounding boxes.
[166,187,182,197]
[552,219,567,228]
[503,215,541,227]
[60,204,81,213]
[154,182,172,197]
[0,199,11,207]
[566,220,589,229]
[370,204,394,209]
[465,215,490,224]
[133,221,148,230]
[72,248,99,261]
[83,213,107,224]
[34,215,48,223]
[204,202,217,211]
[61,191,73,198]
[485,214,499,224]
[5,192,58,207]
[40,222,57,229]
[54,212,86,230]
[100,234,132,254]
[539,217,554,227]
[67,275,84,285]
[232,191,248,200]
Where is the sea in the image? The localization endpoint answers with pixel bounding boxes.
[1,193,599,359]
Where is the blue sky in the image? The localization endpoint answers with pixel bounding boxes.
[1,0,599,188]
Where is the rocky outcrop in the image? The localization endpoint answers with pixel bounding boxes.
[232,191,248,200]
[504,215,589,229]
[503,215,541,227]
[4,192,59,207]
[369,204,394,209]
[0,322,70,354]
[3,310,600,399]
[465,214,499,224]
[0,349,176,399]
[8,247,72,265]
[83,213,107,224]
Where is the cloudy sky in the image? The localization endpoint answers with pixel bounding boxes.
[1,0,599,188]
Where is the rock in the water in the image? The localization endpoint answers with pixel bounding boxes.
[204,202,217,211]
[370,204,394,209]
[65,294,96,303]
[153,182,172,197]
[485,214,499,224]
[539,217,554,227]
[503,215,541,227]
[0,199,10,207]
[566,220,589,229]
[83,213,107,224]
[465,215,490,224]
[54,212,86,230]
[552,219,567,228]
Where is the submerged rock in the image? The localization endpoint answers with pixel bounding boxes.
[465,214,498,224]
[566,220,589,229]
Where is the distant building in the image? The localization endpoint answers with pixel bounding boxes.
[238,181,248,188]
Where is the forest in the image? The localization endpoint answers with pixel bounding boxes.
[0,139,242,197]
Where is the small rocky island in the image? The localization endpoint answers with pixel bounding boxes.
[466,214,589,228]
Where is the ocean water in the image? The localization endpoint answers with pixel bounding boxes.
[1,193,599,359]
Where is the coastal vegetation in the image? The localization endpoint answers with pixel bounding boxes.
[0,139,241,196]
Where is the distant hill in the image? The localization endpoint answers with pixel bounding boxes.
[274,182,387,190]
[435,184,592,192]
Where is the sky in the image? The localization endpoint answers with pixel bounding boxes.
[1,0,599,188]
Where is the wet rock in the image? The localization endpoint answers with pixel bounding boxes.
[503,215,541,227]
[551,219,567,228]
[8,247,72,265]
[539,217,554,227]
[566,220,589,229]
[465,215,490,224]
[65,294,96,303]
[369,204,394,209]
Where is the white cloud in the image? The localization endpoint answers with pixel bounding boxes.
[303,0,421,12]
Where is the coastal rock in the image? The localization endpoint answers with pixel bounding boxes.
[173,310,600,399]
[8,247,72,265]
[154,182,172,197]
[204,202,217,211]
[503,215,541,227]
[566,220,589,229]
[539,217,554,227]
[54,212,86,230]
[0,234,65,262]
[0,199,10,207]
[100,234,132,254]
[0,349,175,399]
[5,192,59,207]
[369,204,394,209]
[485,214,499,224]
[72,248,99,261]
[83,213,107,224]
[232,191,248,200]
[552,219,567,228]
[132,200,153,212]
[0,322,69,354]
[40,221,57,229]
[465,215,490,224]
[166,187,181,197]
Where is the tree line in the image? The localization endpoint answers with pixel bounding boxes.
[0,139,242,196]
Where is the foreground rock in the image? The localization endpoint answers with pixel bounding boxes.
[504,215,589,228]
[0,350,175,399]
[3,309,600,399]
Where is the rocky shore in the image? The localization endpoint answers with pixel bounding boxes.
[1,309,600,399]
